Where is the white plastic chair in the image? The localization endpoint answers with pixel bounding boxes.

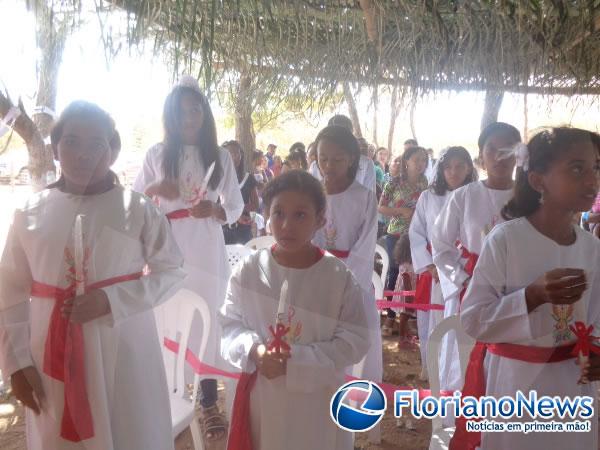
[375,243,389,288]
[245,235,275,250]
[157,289,211,449]
[426,315,475,450]
[226,244,253,269]
[372,270,384,300]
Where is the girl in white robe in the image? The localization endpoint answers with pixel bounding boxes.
[0,101,185,450]
[133,76,243,439]
[431,122,521,393]
[220,171,369,450]
[409,146,476,380]
[452,127,600,450]
[310,126,380,384]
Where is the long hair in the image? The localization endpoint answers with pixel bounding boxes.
[430,146,477,195]
[223,140,245,182]
[314,125,360,180]
[502,127,600,220]
[161,86,222,190]
[48,100,121,189]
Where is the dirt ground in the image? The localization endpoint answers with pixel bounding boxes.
[0,333,430,450]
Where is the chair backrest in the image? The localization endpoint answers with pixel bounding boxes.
[372,270,384,300]
[155,289,211,404]
[426,315,475,430]
[245,235,275,250]
[226,244,254,269]
[374,243,389,287]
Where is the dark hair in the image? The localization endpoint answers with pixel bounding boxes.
[478,122,521,153]
[502,127,600,220]
[400,146,427,179]
[49,100,121,189]
[161,86,222,190]
[222,139,245,182]
[430,146,477,195]
[287,148,308,170]
[393,233,412,266]
[262,170,326,216]
[328,114,353,132]
[404,139,418,147]
[314,125,360,180]
[289,142,305,153]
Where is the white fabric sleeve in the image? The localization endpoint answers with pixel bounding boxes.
[431,189,469,295]
[409,193,433,274]
[286,274,369,393]
[132,144,160,193]
[0,211,34,379]
[217,149,244,225]
[361,157,376,193]
[346,188,377,291]
[460,230,533,343]
[219,264,262,372]
[102,202,186,326]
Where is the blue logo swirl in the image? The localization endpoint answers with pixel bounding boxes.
[330,380,387,432]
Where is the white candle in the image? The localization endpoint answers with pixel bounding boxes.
[276,279,288,324]
[73,215,85,296]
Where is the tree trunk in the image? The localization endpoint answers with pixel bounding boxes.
[235,72,256,169]
[523,92,529,142]
[480,89,505,131]
[387,85,401,153]
[372,84,378,146]
[409,96,417,141]
[342,82,363,138]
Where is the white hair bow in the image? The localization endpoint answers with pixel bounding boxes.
[175,74,202,93]
[514,143,530,171]
[0,106,21,139]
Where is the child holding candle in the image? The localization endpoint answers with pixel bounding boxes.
[451,127,600,450]
[220,170,369,450]
[0,101,185,450]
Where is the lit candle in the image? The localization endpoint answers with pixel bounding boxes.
[276,279,289,324]
[73,215,85,296]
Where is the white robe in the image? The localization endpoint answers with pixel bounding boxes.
[0,186,185,450]
[219,249,369,450]
[461,218,599,450]
[431,180,512,392]
[309,155,377,193]
[312,181,380,383]
[408,190,447,375]
[133,144,244,369]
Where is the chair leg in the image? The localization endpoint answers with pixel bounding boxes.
[189,419,205,450]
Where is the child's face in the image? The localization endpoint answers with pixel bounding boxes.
[481,132,517,181]
[406,150,428,176]
[390,158,402,177]
[534,140,600,213]
[227,146,242,168]
[289,159,302,170]
[444,157,471,191]
[55,118,117,189]
[179,92,204,145]
[317,139,354,184]
[376,149,389,166]
[269,191,324,252]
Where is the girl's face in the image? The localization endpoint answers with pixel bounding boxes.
[532,140,600,213]
[269,191,325,252]
[227,146,242,169]
[308,148,317,164]
[261,156,268,170]
[317,139,354,184]
[179,92,204,145]
[481,132,517,181]
[444,157,471,191]
[390,157,402,177]
[406,150,428,176]
[289,159,302,170]
[55,118,117,188]
[376,149,389,166]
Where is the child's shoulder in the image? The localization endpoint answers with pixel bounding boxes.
[451,180,482,200]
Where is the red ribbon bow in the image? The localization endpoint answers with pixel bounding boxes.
[569,321,600,357]
[267,323,290,354]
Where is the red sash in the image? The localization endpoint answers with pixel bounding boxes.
[166,209,191,220]
[449,338,597,450]
[414,243,433,305]
[227,371,258,450]
[31,271,143,442]
[458,244,479,302]
[327,249,350,259]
